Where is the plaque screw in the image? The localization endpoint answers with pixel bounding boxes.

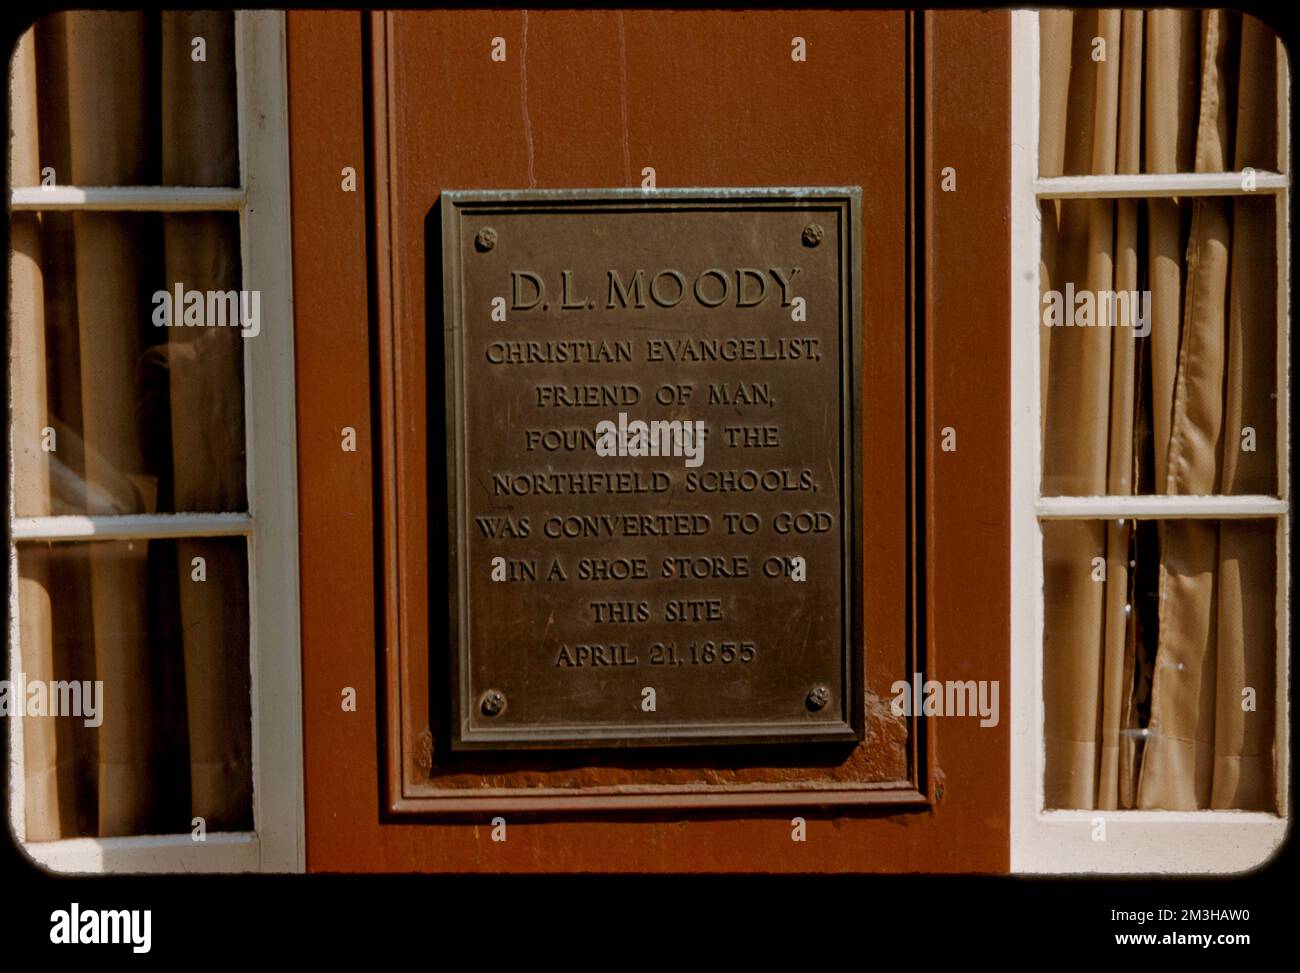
[480,689,506,716]
[806,684,831,711]
[801,223,824,248]
[474,227,498,252]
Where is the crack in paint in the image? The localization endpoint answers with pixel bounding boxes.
[617,11,631,186]
[520,11,536,188]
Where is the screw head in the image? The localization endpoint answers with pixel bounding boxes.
[801,223,824,248]
[474,227,498,252]
[806,684,831,711]
[480,689,506,716]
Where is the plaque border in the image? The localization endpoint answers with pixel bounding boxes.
[440,187,864,749]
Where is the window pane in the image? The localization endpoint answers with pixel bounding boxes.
[16,537,252,840]
[1039,9,1282,178]
[1039,196,1277,496]
[11,211,248,516]
[24,11,239,188]
[1042,518,1276,811]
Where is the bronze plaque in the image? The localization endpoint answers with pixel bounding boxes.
[440,188,862,748]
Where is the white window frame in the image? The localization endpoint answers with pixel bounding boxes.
[6,11,303,873]
[1010,10,1291,873]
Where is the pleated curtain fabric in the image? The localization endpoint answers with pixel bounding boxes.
[1039,9,1277,810]
[8,12,251,840]
[159,11,253,839]
[11,27,62,840]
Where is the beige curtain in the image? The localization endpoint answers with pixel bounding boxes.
[1040,10,1278,810]
[160,10,253,836]
[9,12,251,839]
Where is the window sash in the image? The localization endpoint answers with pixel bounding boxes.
[1010,9,1291,874]
[6,10,302,874]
